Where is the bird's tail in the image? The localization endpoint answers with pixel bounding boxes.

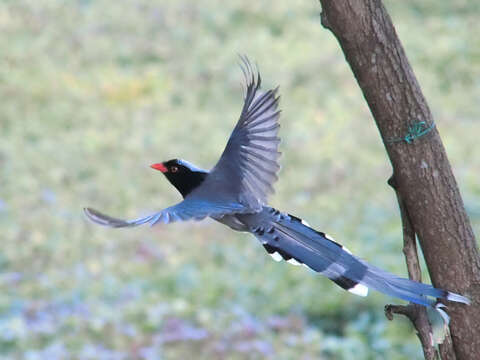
[239,207,469,321]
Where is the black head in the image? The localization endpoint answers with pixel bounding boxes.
[150,159,208,198]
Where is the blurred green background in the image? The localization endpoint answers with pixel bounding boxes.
[1,0,479,359]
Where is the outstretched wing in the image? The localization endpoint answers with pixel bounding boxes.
[209,56,281,211]
[84,198,247,228]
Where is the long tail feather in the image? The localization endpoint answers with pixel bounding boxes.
[239,207,470,312]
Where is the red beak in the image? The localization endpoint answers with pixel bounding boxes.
[150,163,168,173]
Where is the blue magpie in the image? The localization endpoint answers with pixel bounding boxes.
[85,57,469,320]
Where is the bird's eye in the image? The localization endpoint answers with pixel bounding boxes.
[170,166,178,173]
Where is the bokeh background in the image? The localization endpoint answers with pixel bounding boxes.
[1,1,479,359]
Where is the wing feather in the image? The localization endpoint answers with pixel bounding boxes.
[209,56,281,211]
[85,58,280,228]
[84,198,248,228]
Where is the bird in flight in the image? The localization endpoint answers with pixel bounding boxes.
[85,57,468,321]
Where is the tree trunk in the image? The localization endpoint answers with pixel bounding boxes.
[317,1,480,359]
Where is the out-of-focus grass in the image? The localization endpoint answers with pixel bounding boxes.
[0,0,479,359]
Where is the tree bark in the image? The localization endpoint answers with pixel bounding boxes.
[385,176,439,360]
[318,1,480,359]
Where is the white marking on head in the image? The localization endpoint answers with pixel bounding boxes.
[348,283,369,297]
[176,159,206,172]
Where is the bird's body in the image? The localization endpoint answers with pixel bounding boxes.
[85,57,469,320]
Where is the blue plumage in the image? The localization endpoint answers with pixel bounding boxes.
[238,207,469,310]
[84,57,469,320]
